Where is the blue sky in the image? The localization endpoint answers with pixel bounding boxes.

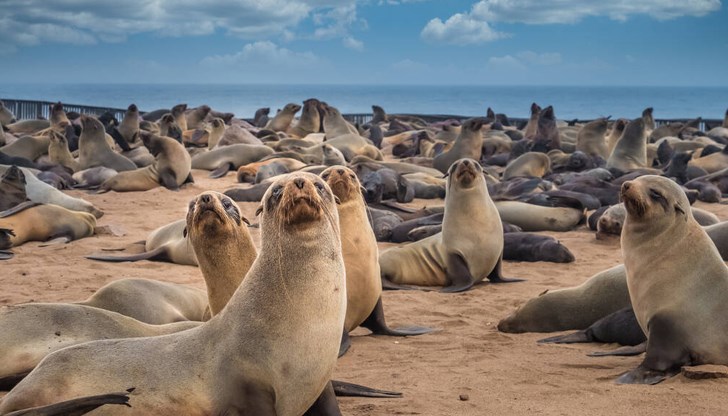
[1,0,726,86]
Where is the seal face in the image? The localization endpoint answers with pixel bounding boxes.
[263,172,336,227]
[186,191,245,237]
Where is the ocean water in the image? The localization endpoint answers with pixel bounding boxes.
[1,84,726,121]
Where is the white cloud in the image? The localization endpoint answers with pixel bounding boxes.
[488,51,562,69]
[200,41,318,67]
[342,36,364,51]
[422,0,721,44]
[421,13,508,44]
[0,0,366,53]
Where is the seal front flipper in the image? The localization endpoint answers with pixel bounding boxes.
[0,371,29,391]
[338,329,351,357]
[441,253,475,293]
[588,342,646,357]
[538,329,593,344]
[158,168,180,191]
[0,250,13,260]
[486,254,525,284]
[0,202,42,218]
[209,163,233,179]
[360,296,434,336]
[86,246,170,263]
[304,381,342,416]
[331,380,402,398]
[616,314,690,384]
[3,388,133,416]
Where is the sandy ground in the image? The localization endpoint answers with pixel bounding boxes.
[2,169,728,415]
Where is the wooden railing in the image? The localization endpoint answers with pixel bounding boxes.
[1,98,721,130]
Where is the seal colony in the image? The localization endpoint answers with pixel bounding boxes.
[1,100,728,414]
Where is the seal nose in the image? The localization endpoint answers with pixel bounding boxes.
[337,169,345,175]
[462,160,470,167]
[201,194,211,204]
[294,178,305,189]
[622,182,631,192]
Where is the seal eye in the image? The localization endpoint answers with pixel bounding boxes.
[649,189,663,200]
[222,198,233,210]
[314,182,325,192]
[322,173,330,180]
[272,186,283,197]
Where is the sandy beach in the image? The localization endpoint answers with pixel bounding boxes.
[2,170,727,415]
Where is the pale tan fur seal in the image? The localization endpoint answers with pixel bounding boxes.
[322,166,433,354]
[0,202,96,247]
[432,118,486,174]
[48,129,80,172]
[380,158,521,292]
[576,118,609,158]
[607,117,647,171]
[98,133,192,192]
[618,175,728,384]
[265,103,301,132]
[118,104,140,145]
[0,172,347,415]
[502,152,551,180]
[78,115,137,172]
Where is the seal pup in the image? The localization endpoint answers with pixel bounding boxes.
[432,118,486,174]
[321,166,433,354]
[185,191,257,316]
[87,219,197,266]
[618,175,728,384]
[380,158,521,292]
[607,118,647,171]
[78,115,137,172]
[0,172,349,415]
[98,133,192,192]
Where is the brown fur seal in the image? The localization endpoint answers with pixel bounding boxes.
[185,105,211,130]
[494,201,584,232]
[265,103,301,132]
[0,166,28,211]
[380,158,521,292]
[0,172,348,415]
[49,102,70,130]
[288,98,320,138]
[606,119,628,155]
[321,103,358,138]
[688,146,728,174]
[321,166,433,354]
[98,133,192,192]
[502,152,551,180]
[191,143,274,178]
[185,191,257,316]
[576,118,609,158]
[171,103,188,131]
[497,265,629,333]
[118,104,140,144]
[78,278,208,325]
[0,203,96,247]
[618,175,728,384]
[5,120,50,136]
[48,129,80,172]
[87,219,197,266]
[432,118,486,174]
[607,118,647,171]
[523,103,541,140]
[0,134,50,161]
[78,116,137,172]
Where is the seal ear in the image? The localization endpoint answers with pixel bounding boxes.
[255,205,263,216]
[360,185,367,195]
[241,216,251,226]
[675,203,687,220]
[183,227,188,238]
[442,172,449,179]
[334,196,341,205]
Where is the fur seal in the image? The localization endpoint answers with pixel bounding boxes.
[0,134,50,161]
[607,118,647,171]
[0,172,349,415]
[185,191,256,316]
[502,152,551,180]
[537,307,646,347]
[48,130,80,172]
[618,175,728,384]
[494,201,584,232]
[288,98,320,138]
[576,118,609,158]
[78,116,137,172]
[4,120,50,136]
[185,105,211,130]
[0,166,29,211]
[265,103,301,132]
[118,104,140,144]
[72,166,118,189]
[432,118,486,174]
[503,232,575,263]
[497,265,629,333]
[190,143,274,178]
[688,145,728,174]
[0,203,96,247]
[253,107,270,128]
[523,103,541,140]
[380,158,520,292]
[87,219,197,266]
[321,166,433,354]
[98,133,192,192]
[79,278,208,325]
[606,119,628,155]
[0,100,15,126]
[321,103,358,138]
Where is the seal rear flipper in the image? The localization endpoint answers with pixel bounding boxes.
[360,296,435,336]
[86,246,170,263]
[538,330,593,344]
[182,172,195,185]
[331,380,402,398]
[39,236,72,246]
[0,202,42,218]
[4,388,133,416]
[158,168,180,191]
[588,342,647,357]
[209,163,233,179]
[338,329,351,357]
[0,250,13,260]
[304,381,342,416]
[486,254,525,284]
